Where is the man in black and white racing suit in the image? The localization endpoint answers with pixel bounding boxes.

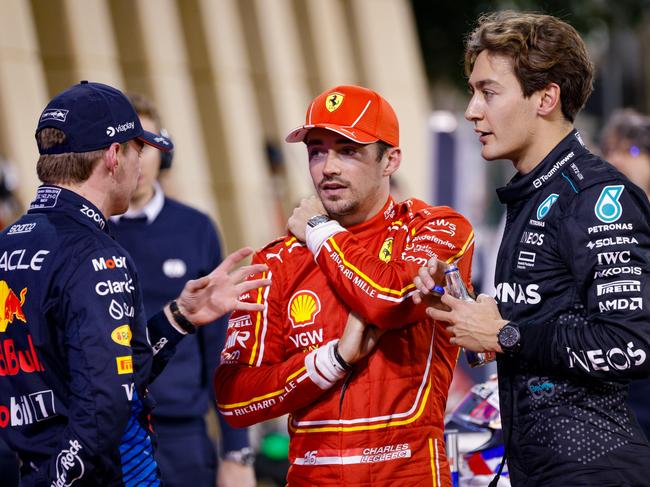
[490,128,650,485]
[418,11,650,487]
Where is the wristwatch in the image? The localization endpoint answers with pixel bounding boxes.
[497,322,521,354]
[307,214,331,228]
[223,447,255,466]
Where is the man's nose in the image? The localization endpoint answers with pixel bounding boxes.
[465,94,482,122]
[323,150,341,175]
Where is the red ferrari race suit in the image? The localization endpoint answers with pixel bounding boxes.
[214,197,474,486]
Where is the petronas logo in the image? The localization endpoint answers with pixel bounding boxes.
[288,290,321,328]
[594,185,624,223]
[536,193,559,220]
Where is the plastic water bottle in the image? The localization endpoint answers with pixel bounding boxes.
[444,265,496,367]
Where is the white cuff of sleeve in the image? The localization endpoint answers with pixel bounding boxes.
[305,340,347,390]
[305,220,346,256]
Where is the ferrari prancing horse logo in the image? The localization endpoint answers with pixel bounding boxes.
[379,238,393,263]
[325,92,344,112]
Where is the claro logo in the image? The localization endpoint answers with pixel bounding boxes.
[95,275,134,296]
[567,341,646,373]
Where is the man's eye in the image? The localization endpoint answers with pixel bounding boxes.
[308,149,326,160]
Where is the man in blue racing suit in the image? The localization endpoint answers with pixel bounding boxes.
[0,81,268,486]
[418,11,650,486]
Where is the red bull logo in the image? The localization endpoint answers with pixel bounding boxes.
[0,281,27,333]
[0,281,45,375]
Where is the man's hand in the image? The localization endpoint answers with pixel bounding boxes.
[337,312,384,364]
[412,257,446,306]
[287,196,327,242]
[175,247,270,326]
[217,460,255,487]
[426,293,507,352]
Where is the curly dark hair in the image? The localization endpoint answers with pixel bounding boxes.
[464,11,594,122]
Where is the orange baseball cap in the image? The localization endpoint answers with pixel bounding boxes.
[285,85,399,147]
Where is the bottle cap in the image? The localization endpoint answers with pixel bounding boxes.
[431,285,445,295]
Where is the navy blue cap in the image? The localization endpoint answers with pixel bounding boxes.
[36,81,173,155]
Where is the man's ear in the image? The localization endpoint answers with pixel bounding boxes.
[538,83,561,117]
[383,147,402,177]
[104,143,121,175]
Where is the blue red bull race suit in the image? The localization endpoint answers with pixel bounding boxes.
[0,186,185,486]
[494,130,650,486]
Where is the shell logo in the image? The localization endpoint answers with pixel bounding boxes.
[288,290,321,328]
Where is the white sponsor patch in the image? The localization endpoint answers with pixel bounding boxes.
[8,223,36,235]
[567,341,646,373]
[533,152,573,188]
[587,236,638,250]
[597,251,631,265]
[92,256,127,272]
[495,282,541,305]
[295,443,412,466]
[41,108,69,122]
[52,439,84,487]
[29,187,61,209]
[517,251,536,269]
[0,249,49,271]
[596,280,641,296]
[598,297,643,312]
[594,266,642,279]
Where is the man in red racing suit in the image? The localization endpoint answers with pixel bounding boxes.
[215,85,474,486]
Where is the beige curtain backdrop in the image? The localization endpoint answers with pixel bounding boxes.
[1,0,430,251]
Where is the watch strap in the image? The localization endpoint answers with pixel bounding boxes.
[307,214,331,227]
[169,300,196,334]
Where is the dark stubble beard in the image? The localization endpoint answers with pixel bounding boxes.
[322,198,358,218]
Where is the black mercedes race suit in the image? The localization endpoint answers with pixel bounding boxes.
[494,130,650,486]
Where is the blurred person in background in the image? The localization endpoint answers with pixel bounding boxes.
[109,93,255,487]
[215,84,475,486]
[419,11,650,486]
[0,157,22,486]
[601,108,650,442]
[601,109,650,200]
